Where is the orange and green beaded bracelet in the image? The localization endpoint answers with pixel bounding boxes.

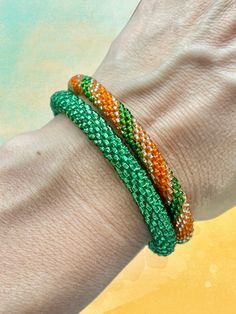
[68,74,194,243]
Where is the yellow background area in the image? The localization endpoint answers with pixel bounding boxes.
[84,212,236,314]
[0,1,235,313]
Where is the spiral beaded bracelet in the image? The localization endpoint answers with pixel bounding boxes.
[50,90,177,256]
[68,74,194,243]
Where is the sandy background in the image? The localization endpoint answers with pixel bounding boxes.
[0,1,235,313]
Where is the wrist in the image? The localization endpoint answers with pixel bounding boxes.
[94,66,196,210]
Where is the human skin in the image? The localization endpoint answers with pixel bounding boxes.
[0,0,236,313]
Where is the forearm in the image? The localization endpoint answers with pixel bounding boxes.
[0,114,151,313]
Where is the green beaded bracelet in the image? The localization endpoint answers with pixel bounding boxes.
[50,90,176,256]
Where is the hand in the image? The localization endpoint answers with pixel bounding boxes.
[95,0,236,220]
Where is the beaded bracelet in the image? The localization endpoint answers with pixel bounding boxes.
[50,90,176,256]
[68,74,194,243]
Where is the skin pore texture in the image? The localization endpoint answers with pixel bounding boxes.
[0,0,235,313]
